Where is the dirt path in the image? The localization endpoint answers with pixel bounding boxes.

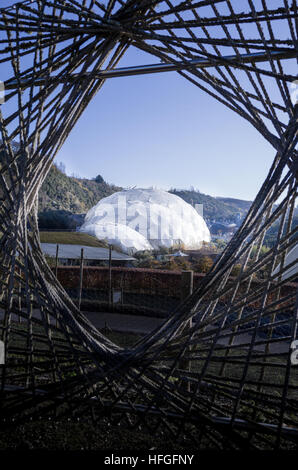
[85,311,164,335]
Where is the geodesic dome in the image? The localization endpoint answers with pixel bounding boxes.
[80,188,211,253]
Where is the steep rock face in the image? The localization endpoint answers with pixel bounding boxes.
[80,188,211,254]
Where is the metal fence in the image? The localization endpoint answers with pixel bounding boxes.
[57,267,196,317]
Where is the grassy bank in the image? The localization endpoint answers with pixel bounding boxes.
[39,231,108,248]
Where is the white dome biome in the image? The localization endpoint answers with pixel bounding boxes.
[80,188,211,254]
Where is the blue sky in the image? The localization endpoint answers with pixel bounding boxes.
[56,44,277,201]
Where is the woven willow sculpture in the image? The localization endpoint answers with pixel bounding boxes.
[0,0,297,450]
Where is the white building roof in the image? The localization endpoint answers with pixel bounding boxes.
[41,243,135,261]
